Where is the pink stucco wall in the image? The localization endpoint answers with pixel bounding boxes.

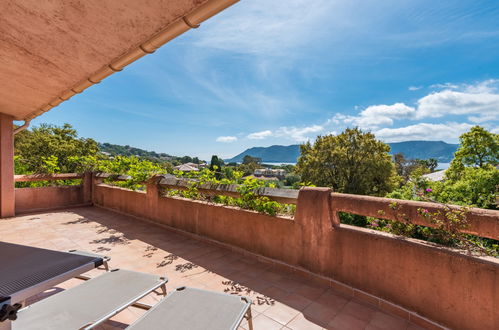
[93,183,499,330]
[15,185,89,214]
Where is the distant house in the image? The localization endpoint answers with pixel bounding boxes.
[180,162,208,169]
[245,174,279,182]
[174,164,199,172]
[183,162,198,168]
[253,168,286,179]
[422,170,446,182]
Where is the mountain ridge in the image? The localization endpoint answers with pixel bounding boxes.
[98,142,201,163]
[226,141,459,163]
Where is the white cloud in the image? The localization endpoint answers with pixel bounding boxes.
[374,122,474,142]
[194,0,334,56]
[416,90,499,121]
[247,124,325,142]
[247,130,273,140]
[243,79,499,145]
[431,79,499,93]
[331,80,499,128]
[463,79,499,93]
[333,103,416,130]
[416,80,499,122]
[468,113,498,123]
[275,125,324,141]
[429,82,460,90]
[216,136,238,143]
[408,86,422,91]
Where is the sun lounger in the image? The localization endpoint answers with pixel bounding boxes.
[13,269,167,330]
[68,249,111,273]
[127,287,253,330]
[0,242,104,305]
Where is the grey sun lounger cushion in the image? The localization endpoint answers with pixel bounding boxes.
[0,242,103,303]
[127,287,252,330]
[14,269,167,330]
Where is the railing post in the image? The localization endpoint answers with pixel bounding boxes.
[0,113,15,218]
[146,175,162,220]
[91,173,103,205]
[82,172,92,204]
[294,187,334,274]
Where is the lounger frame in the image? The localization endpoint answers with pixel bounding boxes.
[13,269,167,330]
[127,286,253,330]
[81,274,167,329]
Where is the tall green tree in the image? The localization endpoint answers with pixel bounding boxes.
[432,165,499,209]
[209,155,224,170]
[447,126,499,180]
[209,155,224,179]
[296,128,397,196]
[453,126,498,167]
[15,123,98,174]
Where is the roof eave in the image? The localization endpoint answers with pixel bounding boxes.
[23,0,239,122]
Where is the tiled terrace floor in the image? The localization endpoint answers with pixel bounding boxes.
[1,207,425,330]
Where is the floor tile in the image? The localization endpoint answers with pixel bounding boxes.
[2,207,426,330]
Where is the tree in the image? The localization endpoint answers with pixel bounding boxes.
[209,155,224,179]
[431,165,499,209]
[180,156,193,164]
[453,126,498,167]
[242,155,262,165]
[393,153,406,177]
[418,158,438,172]
[447,126,499,180]
[393,153,435,181]
[296,128,397,196]
[14,123,98,174]
[209,155,224,170]
[284,173,301,188]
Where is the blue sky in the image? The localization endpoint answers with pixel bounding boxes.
[32,0,499,160]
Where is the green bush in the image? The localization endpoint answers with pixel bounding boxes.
[165,168,296,217]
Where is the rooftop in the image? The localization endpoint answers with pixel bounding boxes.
[1,206,425,330]
[421,170,446,182]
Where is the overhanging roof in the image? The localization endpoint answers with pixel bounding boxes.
[0,0,238,121]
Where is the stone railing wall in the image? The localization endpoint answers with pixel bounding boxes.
[14,173,92,213]
[13,173,499,329]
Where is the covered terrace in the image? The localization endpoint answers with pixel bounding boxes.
[0,1,498,329]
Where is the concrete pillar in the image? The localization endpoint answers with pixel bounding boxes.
[0,113,15,218]
[294,187,334,274]
[145,175,162,220]
[91,173,103,205]
[82,172,92,204]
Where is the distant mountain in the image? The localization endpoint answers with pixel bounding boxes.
[387,141,458,162]
[227,145,301,163]
[226,141,459,163]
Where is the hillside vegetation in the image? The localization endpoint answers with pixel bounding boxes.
[99,142,201,164]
